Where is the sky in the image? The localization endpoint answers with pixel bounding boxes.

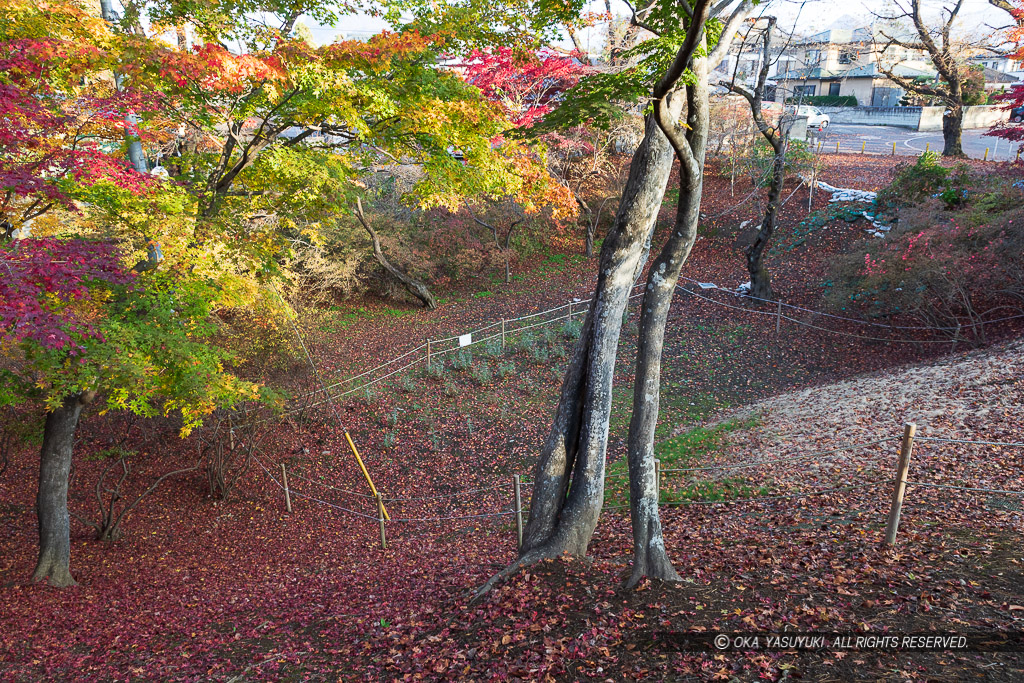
[304,0,1010,48]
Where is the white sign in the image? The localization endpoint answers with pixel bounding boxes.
[458,333,472,347]
[697,282,717,290]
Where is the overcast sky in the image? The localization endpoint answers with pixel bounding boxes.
[306,0,1009,47]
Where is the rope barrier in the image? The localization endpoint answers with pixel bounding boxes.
[253,457,379,520]
[914,436,1024,448]
[276,467,376,498]
[907,481,1024,496]
[384,483,512,502]
[658,438,894,473]
[676,285,952,344]
[602,481,885,510]
[388,510,516,523]
[678,275,1024,332]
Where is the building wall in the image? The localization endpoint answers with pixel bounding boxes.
[838,79,875,106]
[918,105,1010,131]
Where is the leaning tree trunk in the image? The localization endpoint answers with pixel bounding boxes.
[746,149,784,301]
[475,97,685,598]
[941,104,966,158]
[355,199,437,309]
[626,54,710,588]
[33,393,87,587]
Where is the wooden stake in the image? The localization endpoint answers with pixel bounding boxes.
[281,463,292,513]
[501,319,506,350]
[568,301,572,322]
[883,423,917,547]
[376,493,387,549]
[426,339,432,369]
[775,300,783,337]
[513,474,523,551]
[654,459,661,504]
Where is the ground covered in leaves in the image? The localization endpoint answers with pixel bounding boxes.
[1,154,1022,681]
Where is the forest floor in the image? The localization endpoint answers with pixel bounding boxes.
[1,153,1022,681]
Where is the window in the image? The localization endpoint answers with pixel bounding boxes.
[793,84,817,97]
[828,82,841,96]
[805,49,821,65]
[838,50,858,65]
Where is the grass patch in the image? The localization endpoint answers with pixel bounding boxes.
[603,414,761,506]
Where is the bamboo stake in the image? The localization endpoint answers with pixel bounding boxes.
[344,431,389,520]
[281,463,292,513]
[377,493,387,549]
[513,474,523,551]
[654,459,661,504]
[883,423,917,547]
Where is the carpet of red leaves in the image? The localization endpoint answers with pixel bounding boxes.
[1,154,1022,681]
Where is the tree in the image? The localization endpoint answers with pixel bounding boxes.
[0,238,262,586]
[874,0,981,158]
[478,0,754,595]
[985,0,1024,151]
[721,17,788,301]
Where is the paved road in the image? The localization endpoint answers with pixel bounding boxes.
[806,123,1017,162]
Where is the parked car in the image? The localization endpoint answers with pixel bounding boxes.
[787,104,830,129]
[1012,106,1024,123]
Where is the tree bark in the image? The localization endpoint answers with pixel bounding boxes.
[942,105,966,158]
[475,98,684,598]
[626,49,711,588]
[33,393,87,587]
[747,150,783,301]
[355,199,437,309]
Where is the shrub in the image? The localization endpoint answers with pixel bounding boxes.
[469,361,492,385]
[784,95,858,107]
[562,318,582,339]
[482,337,504,358]
[529,344,550,363]
[515,330,537,353]
[424,360,447,380]
[451,348,473,370]
[875,152,970,214]
[828,166,1024,342]
[496,360,516,379]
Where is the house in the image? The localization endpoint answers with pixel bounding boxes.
[768,25,935,105]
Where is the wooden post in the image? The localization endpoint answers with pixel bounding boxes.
[883,423,917,547]
[513,474,523,551]
[501,319,506,350]
[568,301,572,322]
[775,300,783,337]
[426,339,432,369]
[654,459,661,504]
[377,493,387,549]
[983,147,989,161]
[892,141,896,156]
[281,463,292,513]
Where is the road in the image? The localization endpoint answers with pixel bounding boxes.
[806,123,1017,162]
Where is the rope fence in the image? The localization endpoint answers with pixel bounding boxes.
[248,422,1022,550]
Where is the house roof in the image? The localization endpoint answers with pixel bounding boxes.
[983,66,1020,84]
[771,62,936,81]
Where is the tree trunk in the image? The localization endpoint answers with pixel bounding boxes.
[626,56,710,588]
[475,98,684,598]
[746,150,784,301]
[942,105,966,158]
[33,393,86,587]
[355,199,437,309]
